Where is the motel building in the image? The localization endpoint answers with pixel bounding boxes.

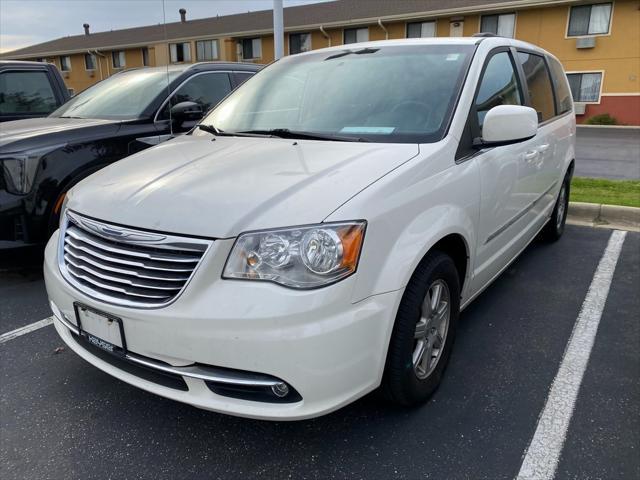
[1,0,639,125]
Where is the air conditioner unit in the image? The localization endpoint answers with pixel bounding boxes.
[574,103,587,115]
[576,36,596,49]
[88,71,95,77]
[63,71,70,78]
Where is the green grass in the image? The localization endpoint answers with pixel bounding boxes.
[571,177,640,208]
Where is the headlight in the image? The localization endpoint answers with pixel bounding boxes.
[223,221,366,289]
[1,144,63,195]
[58,194,70,229]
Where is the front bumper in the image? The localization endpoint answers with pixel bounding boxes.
[44,230,402,420]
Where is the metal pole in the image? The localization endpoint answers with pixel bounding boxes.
[273,0,284,59]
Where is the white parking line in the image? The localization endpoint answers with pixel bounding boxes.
[0,317,54,344]
[516,230,627,480]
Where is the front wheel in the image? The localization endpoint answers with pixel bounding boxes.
[382,251,460,406]
[541,174,570,242]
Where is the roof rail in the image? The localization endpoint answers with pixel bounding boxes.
[472,32,499,37]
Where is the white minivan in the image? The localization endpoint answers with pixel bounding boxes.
[44,37,575,420]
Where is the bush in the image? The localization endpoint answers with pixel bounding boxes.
[585,113,619,125]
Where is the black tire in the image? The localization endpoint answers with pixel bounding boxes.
[541,174,570,242]
[382,251,460,406]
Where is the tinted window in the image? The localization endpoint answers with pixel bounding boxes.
[547,57,572,114]
[234,72,254,86]
[51,69,181,119]
[475,52,523,126]
[201,45,475,144]
[517,52,555,122]
[0,71,58,115]
[159,73,232,120]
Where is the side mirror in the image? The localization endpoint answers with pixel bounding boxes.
[479,105,538,146]
[169,101,204,124]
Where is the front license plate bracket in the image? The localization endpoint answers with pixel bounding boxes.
[73,302,128,356]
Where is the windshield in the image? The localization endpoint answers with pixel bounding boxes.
[51,69,181,120]
[201,44,475,143]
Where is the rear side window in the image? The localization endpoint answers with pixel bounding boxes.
[234,72,254,86]
[0,70,58,116]
[159,72,232,120]
[475,51,523,126]
[547,57,573,114]
[517,52,555,123]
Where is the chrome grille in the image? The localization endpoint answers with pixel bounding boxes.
[59,211,212,308]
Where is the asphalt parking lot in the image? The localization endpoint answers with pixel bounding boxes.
[1,225,638,480]
[575,127,640,180]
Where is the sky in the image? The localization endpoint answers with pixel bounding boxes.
[0,0,328,53]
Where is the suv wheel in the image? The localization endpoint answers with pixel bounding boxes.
[541,174,570,242]
[382,251,460,406]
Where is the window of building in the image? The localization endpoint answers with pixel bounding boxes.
[480,13,516,37]
[36,58,46,63]
[84,53,96,70]
[289,33,312,55]
[406,21,436,38]
[59,56,71,71]
[196,40,219,61]
[516,52,555,122]
[343,27,369,44]
[141,47,150,66]
[159,72,232,120]
[567,3,612,36]
[242,38,262,60]
[170,43,191,63]
[0,71,58,115]
[547,57,573,114]
[112,51,126,69]
[567,72,602,102]
[475,51,523,126]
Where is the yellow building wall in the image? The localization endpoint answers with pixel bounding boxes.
[515,1,639,94]
[20,0,639,105]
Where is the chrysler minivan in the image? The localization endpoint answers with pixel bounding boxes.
[44,37,575,420]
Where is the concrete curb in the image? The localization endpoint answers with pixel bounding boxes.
[576,124,640,130]
[568,202,640,232]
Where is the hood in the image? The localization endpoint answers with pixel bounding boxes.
[67,134,420,238]
[0,117,120,151]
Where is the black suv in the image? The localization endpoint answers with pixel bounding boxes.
[0,62,260,250]
[0,60,70,122]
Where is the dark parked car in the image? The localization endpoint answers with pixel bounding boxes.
[0,60,70,122]
[0,62,260,250]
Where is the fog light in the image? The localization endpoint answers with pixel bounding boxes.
[271,382,289,398]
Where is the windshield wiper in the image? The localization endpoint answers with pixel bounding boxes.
[197,124,222,135]
[197,124,273,138]
[237,128,368,142]
[324,47,379,61]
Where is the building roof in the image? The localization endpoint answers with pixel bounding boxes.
[1,0,570,59]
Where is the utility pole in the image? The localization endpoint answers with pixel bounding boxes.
[273,0,284,59]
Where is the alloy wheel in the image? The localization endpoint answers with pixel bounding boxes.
[412,279,450,380]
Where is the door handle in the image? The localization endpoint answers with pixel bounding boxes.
[537,144,550,153]
[524,150,539,162]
